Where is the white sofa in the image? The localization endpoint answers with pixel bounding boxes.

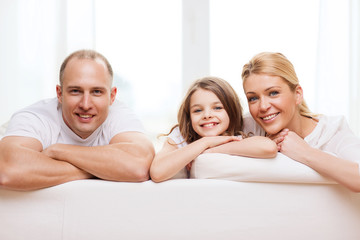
[1,153,360,240]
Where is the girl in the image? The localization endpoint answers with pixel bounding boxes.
[150,76,277,182]
[242,52,360,192]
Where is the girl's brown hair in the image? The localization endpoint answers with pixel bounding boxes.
[167,76,244,144]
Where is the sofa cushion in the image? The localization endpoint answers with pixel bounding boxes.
[190,153,336,184]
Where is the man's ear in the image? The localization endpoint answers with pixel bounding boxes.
[56,85,62,104]
[110,87,117,105]
[295,85,303,105]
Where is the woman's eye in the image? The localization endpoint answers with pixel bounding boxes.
[269,91,279,96]
[247,96,258,102]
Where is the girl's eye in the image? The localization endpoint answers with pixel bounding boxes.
[193,109,202,113]
[214,106,223,110]
[269,91,279,96]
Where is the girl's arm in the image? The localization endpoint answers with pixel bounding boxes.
[150,136,240,183]
[274,130,360,192]
[204,136,277,158]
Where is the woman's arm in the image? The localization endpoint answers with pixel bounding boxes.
[275,130,360,192]
[150,136,240,183]
[204,136,277,158]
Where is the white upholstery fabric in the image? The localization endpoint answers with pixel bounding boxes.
[191,153,336,184]
[1,179,360,240]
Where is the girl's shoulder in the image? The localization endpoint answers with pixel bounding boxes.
[168,126,188,148]
[242,113,266,136]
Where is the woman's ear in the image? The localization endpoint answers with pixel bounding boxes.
[295,85,303,105]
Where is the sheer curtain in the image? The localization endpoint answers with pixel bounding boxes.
[0,0,66,125]
[0,0,359,138]
[209,0,359,136]
[350,0,360,136]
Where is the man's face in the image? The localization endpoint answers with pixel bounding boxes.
[56,58,117,139]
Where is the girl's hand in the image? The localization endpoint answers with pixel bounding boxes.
[200,135,242,150]
[187,136,241,170]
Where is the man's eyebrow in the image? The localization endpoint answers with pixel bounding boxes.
[66,86,108,90]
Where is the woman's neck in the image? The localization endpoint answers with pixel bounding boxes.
[289,115,318,139]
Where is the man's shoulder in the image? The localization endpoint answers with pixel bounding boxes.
[14,98,60,123]
[102,99,145,135]
[4,98,61,147]
[17,98,58,115]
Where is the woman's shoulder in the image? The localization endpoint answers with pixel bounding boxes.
[306,114,355,148]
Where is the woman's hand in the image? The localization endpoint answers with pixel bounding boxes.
[274,130,312,162]
[268,129,289,151]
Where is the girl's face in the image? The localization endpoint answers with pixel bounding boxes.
[189,88,230,137]
[243,74,302,135]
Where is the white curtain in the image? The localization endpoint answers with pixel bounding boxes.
[0,0,359,137]
[315,0,350,120]
[0,0,66,124]
[316,0,359,136]
[350,0,360,136]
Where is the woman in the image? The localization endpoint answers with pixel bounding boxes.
[150,76,277,182]
[241,52,360,192]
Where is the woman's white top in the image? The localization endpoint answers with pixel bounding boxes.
[243,114,360,173]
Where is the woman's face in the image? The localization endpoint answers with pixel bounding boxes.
[243,74,302,135]
[189,89,230,137]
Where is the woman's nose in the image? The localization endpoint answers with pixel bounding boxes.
[259,97,271,111]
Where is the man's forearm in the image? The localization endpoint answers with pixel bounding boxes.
[44,142,153,182]
[0,140,93,191]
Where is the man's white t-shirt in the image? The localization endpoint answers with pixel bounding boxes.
[4,98,145,149]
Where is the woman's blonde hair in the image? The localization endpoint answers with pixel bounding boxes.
[167,76,244,144]
[242,52,317,118]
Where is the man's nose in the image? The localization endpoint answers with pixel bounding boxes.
[79,93,93,110]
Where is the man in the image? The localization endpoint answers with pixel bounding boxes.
[0,49,155,190]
